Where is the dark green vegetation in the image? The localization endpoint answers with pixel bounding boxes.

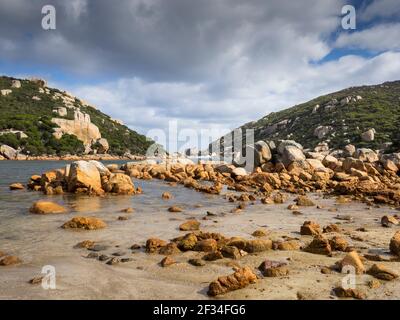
[225,81,400,152]
[0,76,153,156]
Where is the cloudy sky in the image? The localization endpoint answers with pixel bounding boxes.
[0,0,399,151]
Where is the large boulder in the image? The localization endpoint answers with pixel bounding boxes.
[313,126,331,139]
[361,129,375,142]
[94,138,109,154]
[344,144,356,157]
[0,145,17,159]
[102,173,135,194]
[67,161,103,194]
[233,141,272,169]
[277,140,303,154]
[381,153,400,170]
[88,160,110,177]
[355,148,379,163]
[280,146,306,166]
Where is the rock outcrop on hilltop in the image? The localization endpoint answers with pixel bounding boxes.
[0,75,154,157]
[52,109,102,152]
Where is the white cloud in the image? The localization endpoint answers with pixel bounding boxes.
[66,51,400,151]
[1,0,399,151]
[360,0,400,21]
[335,23,400,51]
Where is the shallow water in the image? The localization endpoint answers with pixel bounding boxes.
[0,161,399,300]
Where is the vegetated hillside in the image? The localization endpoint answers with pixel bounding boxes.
[0,76,154,156]
[212,80,400,153]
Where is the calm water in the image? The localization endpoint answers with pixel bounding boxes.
[0,161,227,266]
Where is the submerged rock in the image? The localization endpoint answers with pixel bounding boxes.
[168,206,183,213]
[9,183,24,190]
[62,216,106,230]
[30,201,67,214]
[295,195,315,206]
[0,255,22,266]
[179,220,200,231]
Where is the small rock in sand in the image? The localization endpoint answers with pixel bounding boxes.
[287,204,299,210]
[0,255,22,266]
[203,251,224,261]
[252,229,267,237]
[194,239,218,252]
[168,206,183,213]
[367,279,381,289]
[304,235,331,255]
[146,238,167,253]
[160,256,175,267]
[300,221,321,236]
[188,258,206,267]
[106,257,120,265]
[329,236,348,251]
[323,224,340,233]
[29,276,44,285]
[159,242,181,255]
[179,220,200,231]
[381,215,399,228]
[389,231,400,256]
[74,240,95,249]
[295,195,315,206]
[276,240,301,251]
[207,266,257,296]
[333,286,366,299]
[367,264,399,281]
[221,246,242,259]
[258,260,289,277]
[120,207,134,213]
[337,251,365,274]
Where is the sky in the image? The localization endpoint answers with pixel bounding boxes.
[0,0,399,151]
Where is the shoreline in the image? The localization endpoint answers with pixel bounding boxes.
[0,155,146,161]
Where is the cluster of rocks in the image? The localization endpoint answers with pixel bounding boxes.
[97,140,400,206]
[23,160,140,196]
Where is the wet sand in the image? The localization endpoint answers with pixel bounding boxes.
[1,177,400,300]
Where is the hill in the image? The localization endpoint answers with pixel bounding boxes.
[211,80,400,153]
[0,76,154,157]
